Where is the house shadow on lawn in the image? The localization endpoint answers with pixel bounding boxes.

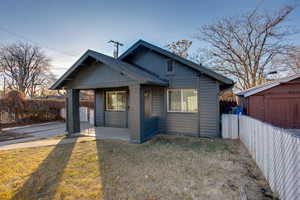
[95,139,108,200]
[12,137,78,200]
[95,138,128,200]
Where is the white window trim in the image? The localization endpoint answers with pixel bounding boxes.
[105,91,127,112]
[167,89,198,113]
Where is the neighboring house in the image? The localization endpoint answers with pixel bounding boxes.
[50,40,233,143]
[32,95,66,100]
[236,74,300,129]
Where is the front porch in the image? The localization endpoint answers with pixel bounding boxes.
[79,125,131,141]
[50,51,168,143]
[66,84,163,143]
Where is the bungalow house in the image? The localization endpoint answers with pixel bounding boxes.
[50,40,233,143]
[236,73,300,129]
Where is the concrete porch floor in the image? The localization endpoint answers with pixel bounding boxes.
[79,126,131,141]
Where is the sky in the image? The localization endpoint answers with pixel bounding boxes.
[0,0,299,78]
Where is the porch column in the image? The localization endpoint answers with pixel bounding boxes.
[66,89,80,135]
[94,89,105,126]
[129,84,144,143]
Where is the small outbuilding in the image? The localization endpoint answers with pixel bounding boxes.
[236,74,300,129]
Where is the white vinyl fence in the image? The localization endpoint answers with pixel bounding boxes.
[60,107,94,125]
[222,114,300,200]
[222,114,239,139]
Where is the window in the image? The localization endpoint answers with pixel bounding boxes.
[167,89,198,112]
[166,59,174,73]
[105,91,126,111]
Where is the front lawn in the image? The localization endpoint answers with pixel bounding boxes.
[0,135,272,200]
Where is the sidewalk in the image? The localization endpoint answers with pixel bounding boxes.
[0,136,95,151]
[0,122,91,147]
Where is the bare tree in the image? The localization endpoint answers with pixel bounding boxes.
[283,46,300,73]
[166,40,193,58]
[38,72,57,96]
[195,5,297,90]
[0,42,51,96]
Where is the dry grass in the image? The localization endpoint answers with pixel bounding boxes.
[0,138,102,200]
[0,135,273,200]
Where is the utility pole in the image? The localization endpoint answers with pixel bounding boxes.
[3,76,5,96]
[108,40,123,58]
[1,69,5,97]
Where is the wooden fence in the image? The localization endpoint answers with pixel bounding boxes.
[222,114,300,200]
[0,111,16,123]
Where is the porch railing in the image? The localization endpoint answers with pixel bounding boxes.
[143,117,159,139]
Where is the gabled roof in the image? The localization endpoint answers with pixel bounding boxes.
[119,40,234,86]
[236,73,300,97]
[50,49,168,89]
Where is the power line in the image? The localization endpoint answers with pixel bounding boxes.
[0,25,77,57]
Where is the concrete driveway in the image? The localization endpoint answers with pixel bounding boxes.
[0,122,91,147]
[0,122,130,150]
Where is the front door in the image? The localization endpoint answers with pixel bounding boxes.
[144,89,152,118]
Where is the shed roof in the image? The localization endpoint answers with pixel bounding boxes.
[236,73,300,97]
[119,40,234,86]
[50,49,168,89]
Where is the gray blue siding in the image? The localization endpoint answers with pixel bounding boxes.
[104,111,127,128]
[65,62,136,89]
[94,89,105,126]
[129,50,198,78]
[199,75,220,137]
[169,77,199,88]
[166,113,198,136]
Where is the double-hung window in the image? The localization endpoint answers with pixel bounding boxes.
[166,59,174,73]
[167,89,198,112]
[105,91,126,111]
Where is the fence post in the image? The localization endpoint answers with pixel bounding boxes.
[237,114,240,137]
[240,185,248,200]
